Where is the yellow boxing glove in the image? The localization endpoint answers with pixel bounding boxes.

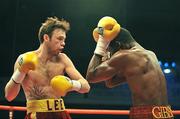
[11,52,38,84]
[50,75,82,97]
[93,16,121,56]
[93,16,121,42]
[18,52,38,73]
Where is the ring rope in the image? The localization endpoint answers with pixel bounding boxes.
[1,105,180,115]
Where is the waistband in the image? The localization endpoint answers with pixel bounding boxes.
[26,98,65,113]
[130,105,174,119]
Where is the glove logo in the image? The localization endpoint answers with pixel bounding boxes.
[18,56,23,66]
[93,16,121,42]
[97,27,104,36]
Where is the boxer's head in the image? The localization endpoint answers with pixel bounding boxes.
[38,17,70,44]
[108,28,136,54]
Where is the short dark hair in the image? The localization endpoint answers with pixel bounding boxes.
[116,28,135,44]
[109,28,136,50]
[38,16,70,43]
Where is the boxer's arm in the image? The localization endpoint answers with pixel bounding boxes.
[5,52,38,101]
[86,54,117,83]
[51,75,82,97]
[5,58,23,101]
[62,53,90,93]
[105,75,126,88]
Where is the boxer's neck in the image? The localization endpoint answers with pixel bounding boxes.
[37,44,53,64]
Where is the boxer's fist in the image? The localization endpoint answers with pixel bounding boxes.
[93,16,121,56]
[18,52,38,73]
[93,16,121,42]
[50,75,82,97]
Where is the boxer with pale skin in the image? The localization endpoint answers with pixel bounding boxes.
[5,16,90,119]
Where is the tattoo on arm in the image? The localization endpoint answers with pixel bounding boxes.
[89,54,103,73]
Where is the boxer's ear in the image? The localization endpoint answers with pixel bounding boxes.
[43,34,50,42]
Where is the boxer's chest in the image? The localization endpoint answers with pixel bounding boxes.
[28,61,65,83]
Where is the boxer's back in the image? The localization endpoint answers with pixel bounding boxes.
[113,46,168,106]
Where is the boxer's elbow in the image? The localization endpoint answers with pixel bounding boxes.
[86,73,96,83]
[83,84,91,93]
[4,85,18,102]
[86,70,93,82]
[4,86,12,102]
[79,86,90,94]
[86,69,99,83]
[5,93,14,102]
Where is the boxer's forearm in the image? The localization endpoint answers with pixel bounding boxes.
[86,54,113,83]
[86,54,102,80]
[87,54,102,73]
[5,79,21,102]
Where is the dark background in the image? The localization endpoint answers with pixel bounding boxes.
[0,0,180,118]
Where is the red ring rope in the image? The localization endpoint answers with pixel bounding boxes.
[0,105,180,115]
